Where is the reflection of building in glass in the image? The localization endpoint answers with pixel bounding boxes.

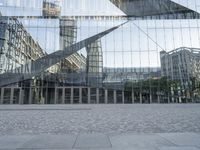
[110,0,200,18]
[160,47,200,87]
[43,0,61,18]
[103,67,161,89]
[0,17,45,74]
[104,67,161,82]
[86,39,103,87]
[60,19,77,50]
[1,0,200,104]
[59,19,86,76]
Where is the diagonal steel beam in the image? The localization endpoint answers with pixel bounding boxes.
[0,21,128,87]
[110,0,200,18]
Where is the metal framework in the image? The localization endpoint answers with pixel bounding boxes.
[59,19,86,73]
[1,0,200,104]
[160,47,200,87]
[0,17,45,74]
[0,21,127,87]
[110,0,200,19]
[86,39,103,87]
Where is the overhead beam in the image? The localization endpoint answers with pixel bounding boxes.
[110,0,200,19]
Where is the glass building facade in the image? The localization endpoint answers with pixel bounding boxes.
[0,0,200,104]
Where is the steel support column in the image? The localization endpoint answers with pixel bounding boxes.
[70,87,73,104]
[79,87,82,104]
[0,88,4,104]
[105,89,108,104]
[88,87,91,104]
[10,88,14,104]
[96,88,99,104]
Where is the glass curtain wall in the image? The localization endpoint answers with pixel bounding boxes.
[0,0,200,103]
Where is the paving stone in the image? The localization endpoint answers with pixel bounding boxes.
[74,133,112,148]
[17,149,83,150]
[0,135,33,149]
[17,149,81,150]
[159,146,200,150]
[92,148,158,150]
[158,133,200,147]
[19,135,76,149]
[1,133,200,150]
[1,104,200,135]
[110,133,175,149]
[18,148,157,150]
[16,149,82,150]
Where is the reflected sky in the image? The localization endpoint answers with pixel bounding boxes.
[20,18,200,68]
[0,0,200,68]
[0,0,125,16]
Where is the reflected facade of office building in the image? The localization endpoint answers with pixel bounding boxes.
[0,0,200,104]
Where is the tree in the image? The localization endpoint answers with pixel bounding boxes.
[124,77,181,98]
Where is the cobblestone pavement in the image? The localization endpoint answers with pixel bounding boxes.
[0,104,200,135]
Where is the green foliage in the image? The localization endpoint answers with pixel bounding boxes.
[124,77,181,93]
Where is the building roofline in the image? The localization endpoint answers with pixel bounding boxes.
[162,47,200,55]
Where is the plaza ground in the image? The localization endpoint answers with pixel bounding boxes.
[0,104,200,149]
